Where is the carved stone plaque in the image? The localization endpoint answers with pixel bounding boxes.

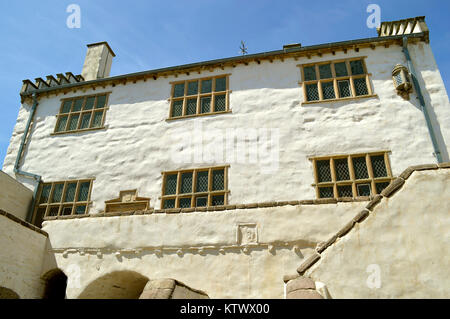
[237,224,258,245]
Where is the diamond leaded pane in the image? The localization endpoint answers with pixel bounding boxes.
[61,206,73,216]
[212,195,224,206]
[84,97,95,110]
[48,206,59,216]
[68,114,79,131]
[212,169,224,190]
[303,66,316,81]
[56,116,68,132]
[322,82,335,100]
[350,60,365,75]
[354,78,368,96]
[163,199,175,209]
[353,157,369,179]
[394,72,403,86]
[196,197,207,207]
[80,113,91,129]
[179,197,192,208]
[96,95,107,108]
[187,81,198,95]
[200,97,211,113]
[172,100,183,117]
[316,160,331,182]
[375,181,390,194]
[306,84,319,101]
[201,79,212,93]
[51,184,64,203]
[40,184,52,203]
[214,95,226,112]
[334,62,348,77]
[357,184,371,197]
[186,98,197,115]
[180,172,193,194]
[77,182,90,201]
[73,99,83,112]
[319,64,332,79]
[338,185,353,197]
[196,171,209,192]
[165,174,178,195]
[75,205,86,215]
[215,77,226,92]
[334,158,350,181]
[92,111,103,128]
[173,83,185,97]
[319,187,334,198]
[338,80,351,98]
[64,183,77,202]
[371,155,387,177]
[61,100,72,113]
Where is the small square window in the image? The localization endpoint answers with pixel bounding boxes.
[337,185,353,198]
[201,79,212,93]
[334,62,348,77]
[354,78,369,96]
[303,66,316,81]
[357,183,371,197]
[338,80,351,98]
[306,84,319,101]
[173,83,185,97]
[215,77,226,92]
[187,81,198,95]
[321,82,335,100]
[350,60,365,75]
[319,187,334,198]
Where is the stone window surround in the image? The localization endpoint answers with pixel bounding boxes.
[52,92,111,135]
[32,178,95,224]
[298,57,376,104]
[167,74,232,120]
[160,165,229,209]
[310,151,394,199]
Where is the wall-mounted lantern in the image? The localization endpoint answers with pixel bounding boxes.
[392,64,413,100]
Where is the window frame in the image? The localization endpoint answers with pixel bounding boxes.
[298,57,375,104]
[168,75,231,120]
[32,178,94,224]
[310,151,393,199]
[160,166,229,208]
[53,92,111,134]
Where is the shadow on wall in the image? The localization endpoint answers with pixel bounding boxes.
[0,287,20,299]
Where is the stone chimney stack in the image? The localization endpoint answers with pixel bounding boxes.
[81,42,116,81]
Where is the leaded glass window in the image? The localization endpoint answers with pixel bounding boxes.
[306,84,319,101]
[312,152,392,199]
[33,179,93,224]
[322,82,335,100]
[55,93,109,133]
[161,166,228,208]
[302,58,372,102]
[170,75,229,119]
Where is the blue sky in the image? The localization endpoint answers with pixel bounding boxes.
[1,0,449,166]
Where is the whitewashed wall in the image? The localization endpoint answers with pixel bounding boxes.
[1,41,450,298]
[0,170,32,220]
[3,42,449,214]
[305,169,450,298]
[0,214,48,298]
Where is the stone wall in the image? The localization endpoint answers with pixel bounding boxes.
[298,165,450,298]
[0,171,32,220]
[0,210,48,299]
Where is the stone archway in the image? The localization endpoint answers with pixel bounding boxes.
[0,287,20,299]
[42,269,68,299]
[77,271,149,299]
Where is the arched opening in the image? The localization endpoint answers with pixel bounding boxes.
[0,287,20,299]
[43,269,68,299]
[77,271,149,299]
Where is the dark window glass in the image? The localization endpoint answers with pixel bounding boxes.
[334,62,348,77]
[350,60,365,75]
[214,95,226,112]
[319,64,332,79]
[338,185,353,197]
[334,158,350,181]
[165,174,178,195]
[201,79,212,93]
[303,66,316,81]
[172,100,183,117]
[215,77,226,92]
[317,160,332,182]
[187,81,198,95]
[173,83,185,97]
[196,171,209,192]
[180,172,193,194]
[306,84,319,101]
[322,82,335,100]
[371,155,388,177]
[353,157,369,179]
[319,187,334,198]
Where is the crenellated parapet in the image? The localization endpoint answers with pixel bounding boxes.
[21,72,85,95]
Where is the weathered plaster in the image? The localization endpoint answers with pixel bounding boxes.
[305,169,450,298]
